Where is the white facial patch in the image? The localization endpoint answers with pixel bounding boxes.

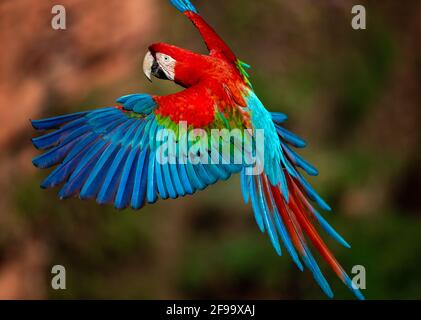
[156,53,176,81]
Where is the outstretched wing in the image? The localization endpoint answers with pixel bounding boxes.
[31,86,245,210]
[170,0,252,86]
[170,0,235,61]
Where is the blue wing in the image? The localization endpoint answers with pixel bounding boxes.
[31,94,241,209]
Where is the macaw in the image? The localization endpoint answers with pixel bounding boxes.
[31,0,364,299]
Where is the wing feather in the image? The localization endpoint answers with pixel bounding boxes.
[32,84,245,209]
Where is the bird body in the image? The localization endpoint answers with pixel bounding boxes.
[31,0,364,300]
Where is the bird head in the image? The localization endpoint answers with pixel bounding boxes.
[143,43,203,87]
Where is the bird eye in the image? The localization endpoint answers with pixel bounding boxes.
[164,56,169,62]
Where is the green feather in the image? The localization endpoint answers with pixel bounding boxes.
[237,59,253,88]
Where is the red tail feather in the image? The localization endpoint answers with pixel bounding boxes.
[270,174,348,283]
[271,181,306,255]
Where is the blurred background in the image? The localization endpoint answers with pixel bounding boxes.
[0,0,420,300]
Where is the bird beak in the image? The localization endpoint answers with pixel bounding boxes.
[143,50,154,82]
[143,50,172,82]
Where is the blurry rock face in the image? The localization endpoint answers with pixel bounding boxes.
[0,0,157,149]
[0,0,157,299]
[0,237,48,300]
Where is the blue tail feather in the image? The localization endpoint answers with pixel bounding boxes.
[275,125,307,148]
[281,141,319,176]
[240,170,250,203]
[273,211,304,271]
[271,112,288,124]
[256,176,282,256]
[313,210,351,249]
[249,177,265,233]
[301,246,334,298]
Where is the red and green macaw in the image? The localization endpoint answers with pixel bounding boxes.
[31,0,364,299]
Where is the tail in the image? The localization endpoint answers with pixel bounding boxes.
[241,113,365,300]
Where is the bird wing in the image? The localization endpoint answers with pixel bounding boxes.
[170,0,236,61]
[31,85,248,210]
[169,0,252,86]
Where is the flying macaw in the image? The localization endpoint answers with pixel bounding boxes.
[31,0,364,299]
